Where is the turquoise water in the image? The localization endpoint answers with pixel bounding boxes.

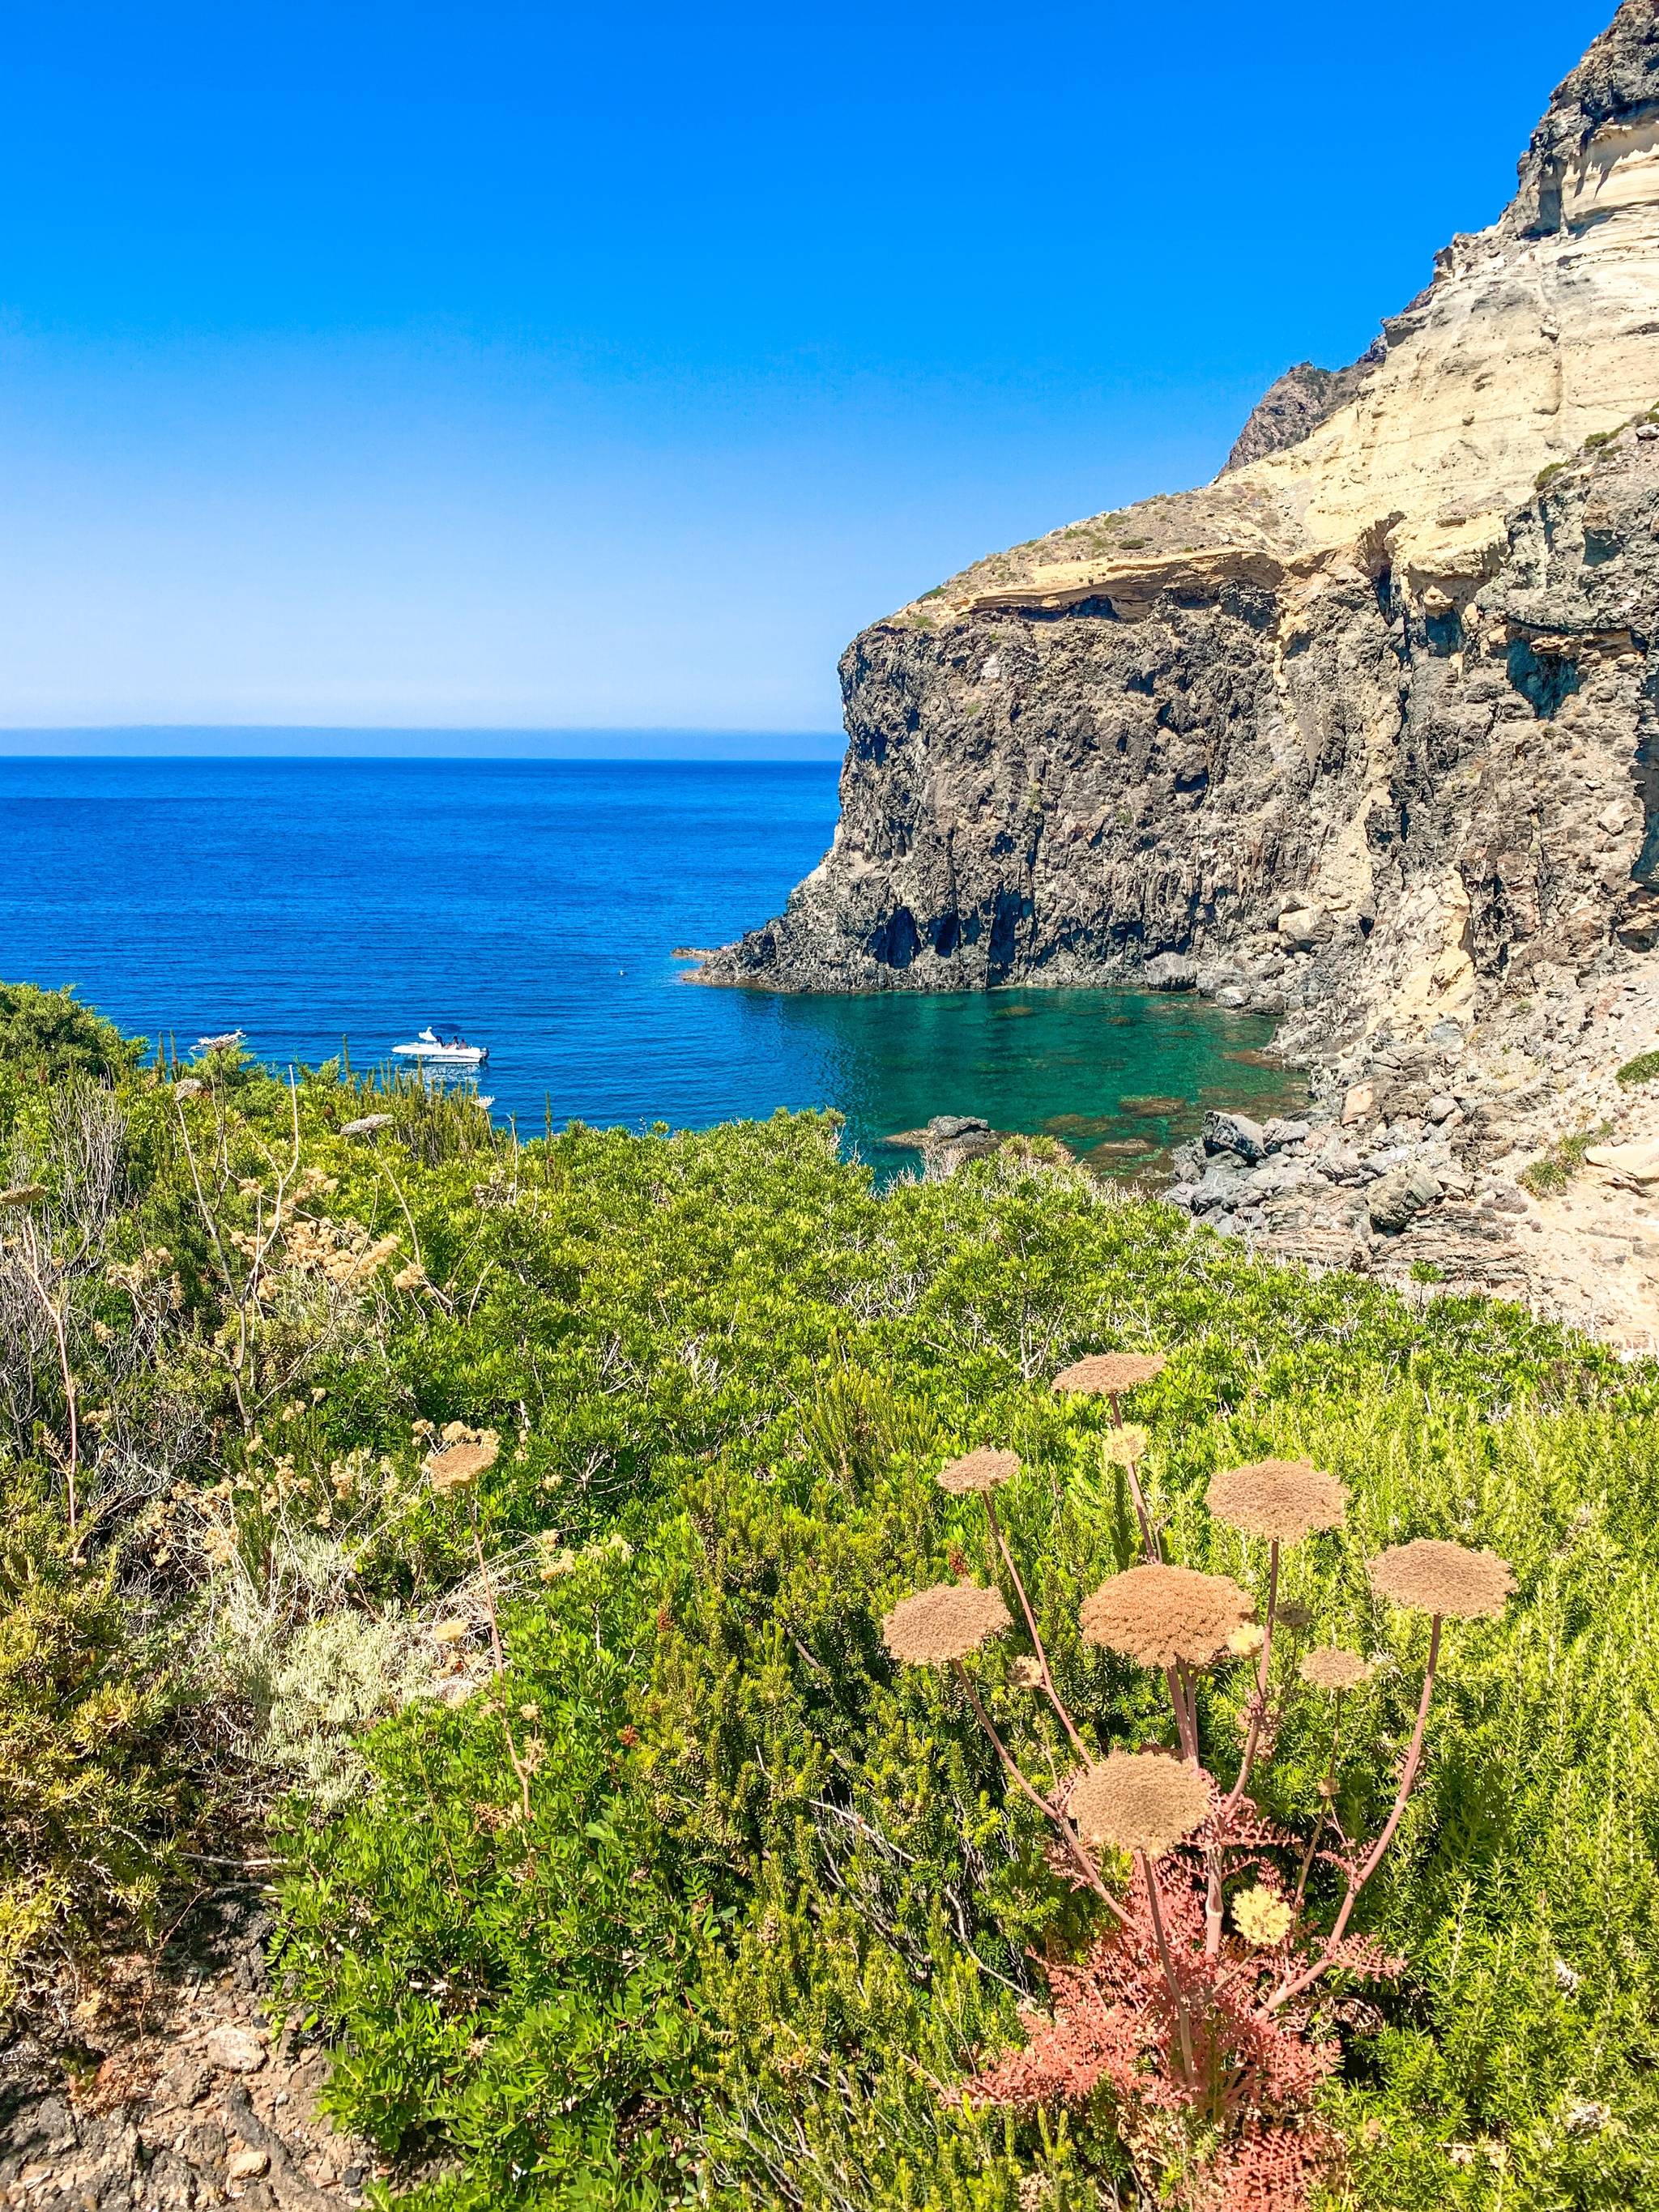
[0,757,1299,1176]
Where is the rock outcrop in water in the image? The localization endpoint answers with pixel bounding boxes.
[704,0,1659,1071]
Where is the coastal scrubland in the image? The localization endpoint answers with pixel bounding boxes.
[1,982,1656,2208]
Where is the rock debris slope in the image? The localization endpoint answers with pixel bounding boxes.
[704,0,1659,1042]
[702,1,1659,1345]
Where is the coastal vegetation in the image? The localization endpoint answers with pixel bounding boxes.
[2,982,1657,2207]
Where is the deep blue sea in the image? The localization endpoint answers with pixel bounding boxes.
[0,757,1299,1175]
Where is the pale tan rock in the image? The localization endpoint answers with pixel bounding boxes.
[228,2148,271,2179]
[204,2026,266,2073]
[1342,1084,1375,1127]
[1585,1141,1659,1181]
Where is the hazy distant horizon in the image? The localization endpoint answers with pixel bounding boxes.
[0,727,845,761]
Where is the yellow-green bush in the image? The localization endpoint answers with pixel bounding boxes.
[0,1477,193,2018]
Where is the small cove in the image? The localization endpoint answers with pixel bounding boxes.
[0,754,1303,1174]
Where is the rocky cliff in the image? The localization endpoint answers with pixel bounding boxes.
[703,0,1659,1080]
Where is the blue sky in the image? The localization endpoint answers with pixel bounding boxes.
[0,0,1614,741]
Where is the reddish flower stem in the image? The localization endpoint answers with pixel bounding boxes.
[951,1660,1127,1924]
[1139,1852,1197,2091]
[983,1493,1093,1767]
[1268,1614,1442,2012]
[1107,1392,1160,1560]
[1166,1661,1200,1762]
[1294,1692,1346,1907]
[1224,1538,1279,1818]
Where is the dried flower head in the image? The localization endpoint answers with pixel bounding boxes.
[1232,1884,1294,1947]
[431,1617,469,1645]
[936,1447,1021,1494]
[882,1583,1013,1665]
[1053,1352,1167,1398]
[1009,1655,1044,1690]
[1070,1751,1210,1856]
[426,1437,500,1496]
[1098,1424,1150,1467]
[1300,1646,1374,1692]
[1206,1458,1346,1544]
[1368,1539,1516,1619]
[1226,1622,1266,1658]
[0,1183,46,1209]
[1080,1563,1254,1669]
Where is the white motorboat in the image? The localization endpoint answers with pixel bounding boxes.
[392,1026,489,1067]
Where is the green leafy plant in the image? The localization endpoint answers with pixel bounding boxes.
[2,995,1657,2206]
[882,1375,1516,2209]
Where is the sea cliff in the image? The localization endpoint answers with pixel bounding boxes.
[705,0,1659,1343]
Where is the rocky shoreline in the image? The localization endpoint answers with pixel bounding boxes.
[1171,951,1659,1348]
[883,953,1659,1350]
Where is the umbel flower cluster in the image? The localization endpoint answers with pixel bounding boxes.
[880,1351,1516,2211]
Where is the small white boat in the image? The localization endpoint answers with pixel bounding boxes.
[392,1026,489,1067]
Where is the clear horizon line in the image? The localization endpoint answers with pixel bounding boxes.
[0,721,844,733]
[0,722,846,760]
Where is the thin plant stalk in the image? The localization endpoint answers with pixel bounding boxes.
[1107,1391,1160,1560]
[468,1493,535,1828]
[1224,1536,1279,1816]
[1294,1692,1346,1907]
[1268,1615,1442,2011]
[950,1660,1127,1923]
[1140,1852,1197,2090]
[982,1493,1093,1767]
[1166,1661,1200,1763]
[172,1094,249,1426]
[15,1222,79,1536]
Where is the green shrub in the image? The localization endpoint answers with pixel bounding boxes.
[0,981,143,1085]
[1617,1051,1659,1086]
[0,1475,196,2020]
[4,993,1658,2206]
[1520,1123,1611,1196]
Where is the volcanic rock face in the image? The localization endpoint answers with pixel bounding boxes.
[703,1,1659,1067]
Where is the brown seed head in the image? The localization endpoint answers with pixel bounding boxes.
[936,1447,1021,1495]
[1053,1352,1167,1398]
[426,1438,499,1496]
[1206,1458,1346,1544]
[1368,1539,1516,1619]
[1070,1751,1210,1857]
[1080,1563,1254,1669]
[1300,1646,1374,1693]
[882,1582,1013,1665]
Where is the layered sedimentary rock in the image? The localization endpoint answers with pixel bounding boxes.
[703,1,1659,1071]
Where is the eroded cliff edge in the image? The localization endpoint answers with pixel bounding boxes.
[705,0,1659,1071]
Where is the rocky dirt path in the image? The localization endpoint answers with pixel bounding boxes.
[0,1894,382,2212]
